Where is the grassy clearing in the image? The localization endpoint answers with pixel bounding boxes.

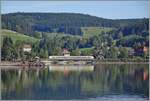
[1,29,39,43]
[79,47,94,51]
[44,32,82,39]
[79,47,94,55]
[81,27,113,38]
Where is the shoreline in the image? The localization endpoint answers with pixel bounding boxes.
[95,61,149,64]
[0,61,149,66]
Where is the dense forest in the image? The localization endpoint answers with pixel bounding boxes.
[2,13,148,36]
[2,13,115,36]
[1,12,149,61]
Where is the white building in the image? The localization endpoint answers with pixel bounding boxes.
[62,49,70,56]
[23,44,32,52]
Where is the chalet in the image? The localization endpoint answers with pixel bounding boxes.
[62,49,70,56]
[23,44,32,52]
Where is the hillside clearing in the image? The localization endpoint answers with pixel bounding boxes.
[82,27,114,38]
[1,29,39,43]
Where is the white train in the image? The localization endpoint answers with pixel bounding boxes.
[49,56,94,60]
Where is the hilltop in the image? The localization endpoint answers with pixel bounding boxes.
[2,12,149,36]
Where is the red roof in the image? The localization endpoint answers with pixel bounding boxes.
[62,49,70,54]
[23,44,31,48]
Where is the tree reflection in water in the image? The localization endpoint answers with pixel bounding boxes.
[1,64,149,100]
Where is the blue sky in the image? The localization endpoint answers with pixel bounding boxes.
[1,1,150,19]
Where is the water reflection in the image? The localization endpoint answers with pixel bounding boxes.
[1,64,149,100]
[48,64,94,71]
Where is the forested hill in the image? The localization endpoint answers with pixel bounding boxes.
[2,12,149,36]
[1,13,149,60]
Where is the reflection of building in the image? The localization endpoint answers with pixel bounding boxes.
[48,65,94,71]
[23,44,32,52]
[143,69,148,80]
[62,49,70,56]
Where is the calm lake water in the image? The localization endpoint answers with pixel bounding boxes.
[1,64,149,100]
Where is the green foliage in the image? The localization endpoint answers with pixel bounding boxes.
[52,47,62,56]
[1,30,42,61]
[2,13,148,37]
[39,48,49,58]
[82,27,113,38]
[1,37,15,61]
[34,31,42,39]
[106,47,118,59]
[1,29,39,44]
[2,13,117,36]
[117,35,144,47]
[118,47,129,58]
[1,13,149,60]
[133,56,143,61]
[71,49,81,56]
[79,47,94,56]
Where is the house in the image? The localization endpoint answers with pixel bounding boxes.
[23,44,32,52]
[62,49,70,56]
[143,46,149,54]
[134,46,149,56]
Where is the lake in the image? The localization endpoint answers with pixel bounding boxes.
[1,64,149,100]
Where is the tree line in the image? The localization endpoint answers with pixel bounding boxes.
[2,30,148,61]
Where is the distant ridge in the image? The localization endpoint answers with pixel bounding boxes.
[2,12,149,36]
